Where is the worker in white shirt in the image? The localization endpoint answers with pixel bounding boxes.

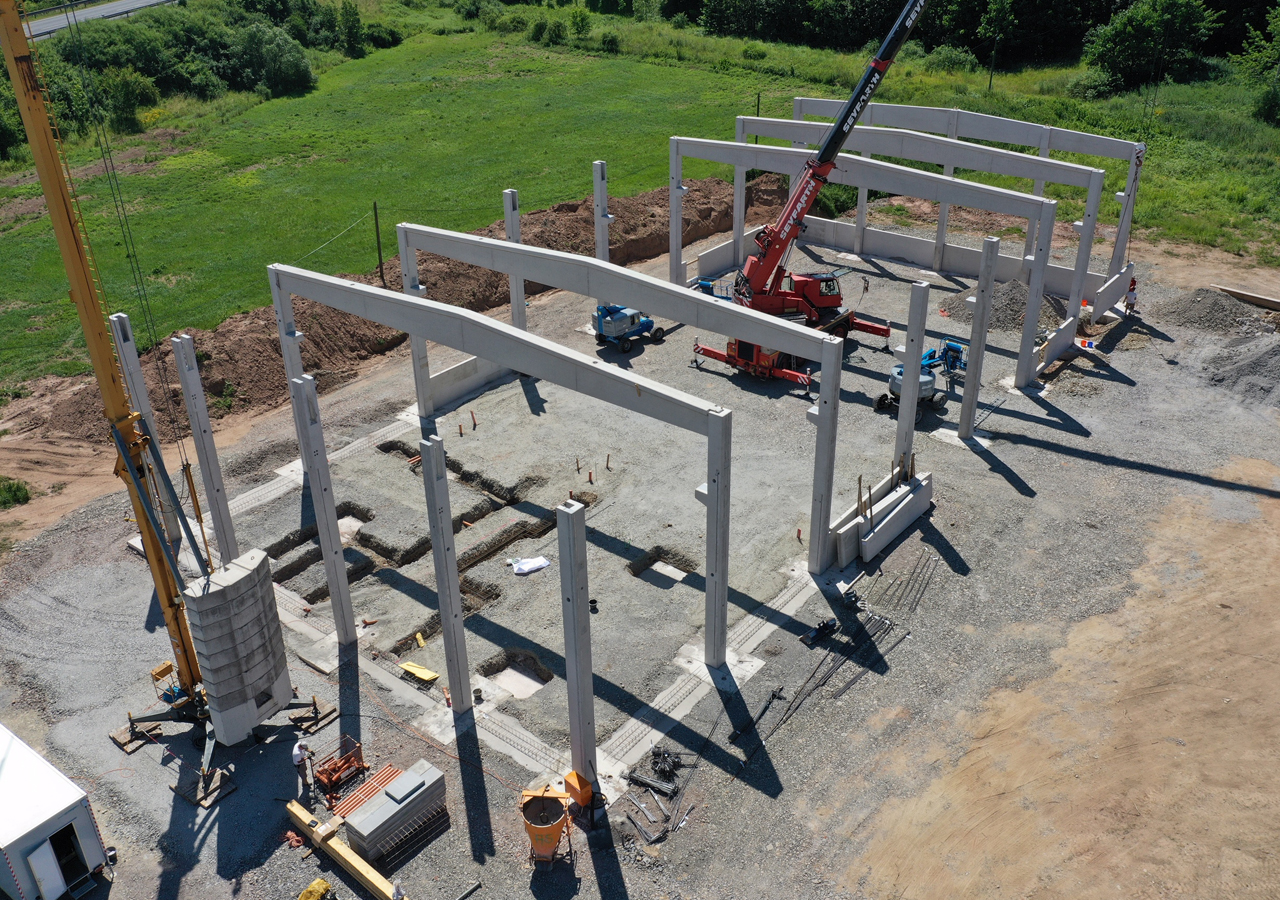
[292,739,313,789]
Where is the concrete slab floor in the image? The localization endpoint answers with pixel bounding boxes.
[2,232,1279,900]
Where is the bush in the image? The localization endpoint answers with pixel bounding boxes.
[632,0,659,22]
[1255,79,1280,126]
[99,66,160,132]
[364,22,403,48]
[230,23,315,96]
[338,0,365,56]
[1084,0,1221,90]
[543,18,568,44]
[494,12,528,32]
[0,476,30,510]
[1,81,25,161]
[1066,67,1120,100]
[742,41,767,60]
[600,29,619,52]
[670,11,689,28]
[568,7,590,38]
[922,45,979,73]
[528,17,547,40]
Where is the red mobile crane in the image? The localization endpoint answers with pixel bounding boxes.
[695,0,928,381]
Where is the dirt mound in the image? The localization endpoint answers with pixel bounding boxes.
[1149,288,1264,333]
[342,176,784,305]
[2,176,785,446]
[1204,335,1280,405]
[939,280,1065,333]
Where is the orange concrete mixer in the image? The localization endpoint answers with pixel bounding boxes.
[520,786,573,867]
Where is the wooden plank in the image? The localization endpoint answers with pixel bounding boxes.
[1211,284,1280,312]
[286,800,400,900]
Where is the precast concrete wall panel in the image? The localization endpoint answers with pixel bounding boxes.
[184,549,292,745]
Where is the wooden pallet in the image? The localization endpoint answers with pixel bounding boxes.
[172,768,237,808]
[289,699,339,735]
[109,721,162,754]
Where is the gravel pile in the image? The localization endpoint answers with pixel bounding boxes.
[1204,335,1280,404]
[1149,288,1262,333]
[939,279,1065,332]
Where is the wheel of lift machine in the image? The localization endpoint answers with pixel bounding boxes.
[619,337,633,352]
[651,326,665,342]
[875,393,890,411]
[914,404,925,424]
[596,333,607,345]
[931,391,947,409]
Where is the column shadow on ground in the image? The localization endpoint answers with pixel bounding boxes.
[454,710,496,864]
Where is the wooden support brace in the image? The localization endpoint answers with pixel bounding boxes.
[286,800,401,900]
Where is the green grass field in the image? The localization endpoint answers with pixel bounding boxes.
[1,4,1277,386]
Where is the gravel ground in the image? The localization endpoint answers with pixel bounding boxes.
[2,234,1279,900]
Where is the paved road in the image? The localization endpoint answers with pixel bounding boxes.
[25,0,176,39]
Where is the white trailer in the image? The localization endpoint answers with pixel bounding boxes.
[0,725,107,900]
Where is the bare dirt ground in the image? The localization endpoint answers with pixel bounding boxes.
[850,458,1280,898]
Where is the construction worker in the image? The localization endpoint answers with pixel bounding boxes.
[1124,277,1138,316]
[292,739,313,789]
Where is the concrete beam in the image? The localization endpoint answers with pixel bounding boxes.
[957,238,1000,440]
[288,375,358,646]
[893,283,930,468]
[173,334,239,563]
[1068,168,1106,318]
[557,499,596,781]
[397,224,827,361]
[1109,144,1145,278]
[421,435,472,715]
[740,116,1100,188]
[268,265,720,436]
[672,137,1050,221]
[794,99,1138,159]
[669,140,687,286]
[592,161,613,263]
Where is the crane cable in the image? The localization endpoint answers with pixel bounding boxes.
[30,1,195,498]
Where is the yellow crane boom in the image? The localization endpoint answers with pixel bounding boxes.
[0,0,202,703]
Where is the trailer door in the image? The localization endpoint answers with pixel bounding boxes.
[27,840,66,900]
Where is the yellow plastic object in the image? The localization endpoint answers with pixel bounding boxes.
[564,770,593,809]
[521,787,570,861]
[399,662,439,683]
[299,878,331,900]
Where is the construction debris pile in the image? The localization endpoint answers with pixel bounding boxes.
[1151,288,1277,335]
[1204,336,1280,405]
[939,280,1065,332]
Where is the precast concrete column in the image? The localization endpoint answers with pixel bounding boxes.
[807,335,843,575]
[853,150,870,256]
[592,162,613,264]
[1109,143,1144,278]
[669,139,688,286]
[932,108,960,272]
[700,408,732,668]
[410,335,436,441]
[289,375,358,646]
[893,283,930,467]
[1067,169,1106,321]
[733,117,747,267]
[1015,200,1059,388]
[174,334,239,563]
[1023,126,1053,263]
[421,435,473,715]
[504,189,527,331]
[958,238,1000,440]
[396,228,437,441]
[109,313,157,439]
[110,312,181,552]
[271,269,306,384]
[556,499,597,781]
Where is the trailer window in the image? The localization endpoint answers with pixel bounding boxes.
[819,279,840,296]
